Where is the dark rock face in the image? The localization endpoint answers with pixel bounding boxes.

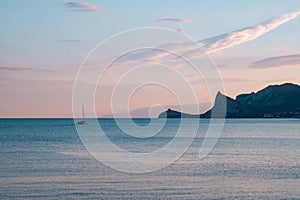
[235,83,300,117]
[158,109,181,118]
[200,92,257,118]
[158,83,300,118]
[158,109,199,118]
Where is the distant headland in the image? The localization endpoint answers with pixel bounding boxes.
[158,83,300,118]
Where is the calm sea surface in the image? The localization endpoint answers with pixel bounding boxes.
[0,119,299,199]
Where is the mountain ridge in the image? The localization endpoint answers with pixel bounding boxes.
[158,83,300,118]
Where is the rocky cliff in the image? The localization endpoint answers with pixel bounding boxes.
[158,83,300,118]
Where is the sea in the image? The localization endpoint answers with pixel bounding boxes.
[0,118,299,199]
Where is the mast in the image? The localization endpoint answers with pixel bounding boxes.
[82,103,85,120]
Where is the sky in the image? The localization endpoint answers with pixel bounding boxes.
[1,0,300,118]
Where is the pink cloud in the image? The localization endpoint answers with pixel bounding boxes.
[249,54,300,69]
[66,2,102,12]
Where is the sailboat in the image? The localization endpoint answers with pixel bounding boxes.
[77,103,86,125]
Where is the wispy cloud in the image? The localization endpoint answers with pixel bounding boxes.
[65,2,102,12]
[185,8,300,57]
[249,54,300,69]
[157,18,192,23]
[115,9,300,66]
[0,66,53,72]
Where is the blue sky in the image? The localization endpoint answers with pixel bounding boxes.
[1,1,300,117]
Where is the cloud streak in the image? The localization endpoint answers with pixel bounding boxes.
[249,54,300,69]
[116,9,300,66]
[0,66,53,72]
[197,8,300,55]
[181,8,300,59]
[157,18,192,23]
[65,2,102,12]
